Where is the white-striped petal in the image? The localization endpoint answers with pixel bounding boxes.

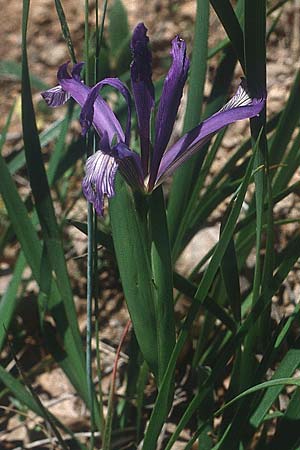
[82,150,118,216]
[41,85,71,107]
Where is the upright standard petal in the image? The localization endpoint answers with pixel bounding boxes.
[41,85,71,107]
[130,23,155,175]
[82,133,144,216]
[155,79,266,186]
[149,36,190,190]
[80,77,131,145]
[56,62,124,143]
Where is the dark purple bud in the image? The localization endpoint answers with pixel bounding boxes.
[130,23,155,175]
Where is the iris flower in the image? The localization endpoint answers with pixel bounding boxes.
[42,23,265,215]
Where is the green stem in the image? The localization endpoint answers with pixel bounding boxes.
[84,1,95,448]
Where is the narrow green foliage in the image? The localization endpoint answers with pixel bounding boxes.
[240,0,269,390]
[149,187,175,385]
[220,206,241,323]
[2,1,300,448]
[269,69,300,172]
[108,0,131,72]
[170,45,237,260]
[251,346,300,427]
[54,0,77,63]
[0,364,87,449]
[269,388,300,449]
[22,0,85,374]
[210,0,245,70]
[0,60,49,90]
[167,0,209,247]
[110,179,159,377]
[0,253,26,351]
[144,146,256,450]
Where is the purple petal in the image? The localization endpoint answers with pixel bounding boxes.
[82,149,119,216]
[154,79,266,186]
[113,142,144,192]
[130,23,155,175]
[41,85,71,107]
[149,36,190,189]
[82,135,144,216]
[71,62,85,81]
[56,62,124,143]
[80,78,131,145]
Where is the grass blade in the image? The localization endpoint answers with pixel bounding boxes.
[149,187,175,385]
[109,179,159,378]
[167,0,209,248]
[0,253,26,351]
[250,346,300,427]
[144,139,257,450]
[54,0,77,63]
[210,0,245,70]
[0,60,49,90]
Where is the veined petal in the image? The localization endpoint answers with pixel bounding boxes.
[41,85,71,107]
[56,62,124,143]
[80,78,131,145]
[149,36,190,189]
[130,23,155,175]
[82,150,119,216]
[155,79,266,186]
[82,136,144,216]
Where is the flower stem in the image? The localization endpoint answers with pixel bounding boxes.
[85,1,95,448]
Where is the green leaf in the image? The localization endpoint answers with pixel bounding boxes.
[167,0,210,248]
[272,129,300,194]
[0,365,86,450]
[143,141,257,450]
[109,178,159,378]
[173,272,236,332]
[250,346,300,427]
[54,0,77,63]
[108,0,129,57]
[0,60,49,90]
[268,387,300,450]
[22,0,85,367]
[68,219,114,253]
[216,377,300,417]
[149,187,175,385]
[210,0,245,70]
[7,114,79,175]
[269,70,300,176]
[169,45,237,260]
[0,253,26,351]
[0,0,100,429]
[220,207,241,323]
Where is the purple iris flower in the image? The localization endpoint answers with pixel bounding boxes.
[42,23,266,216]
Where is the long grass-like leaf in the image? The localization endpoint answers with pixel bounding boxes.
[0,253,26,351]
[0,60,49,90]
[144,140,257,450]
[250,346,300,427]
[167,0,210,248]
[210,0,245,70]
[110,179,159,378]
[149,187,175,385]
[54,0,77,63]
[22,0,85,371]
[0,365,86,450]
